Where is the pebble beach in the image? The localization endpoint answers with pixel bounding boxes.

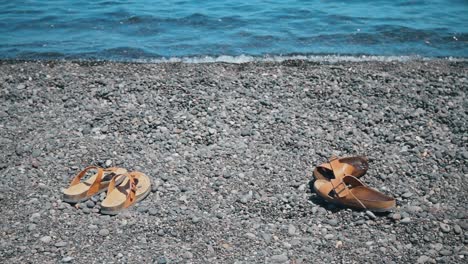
[0,60,467,263]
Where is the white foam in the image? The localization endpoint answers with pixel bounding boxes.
[131,54,467,64]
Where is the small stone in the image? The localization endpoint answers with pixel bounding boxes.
[453,225,462,234]
[439,223,451,233]
[324,234,334,240]
[40,236,52,243]
[28,224,36,231]
[208,128,216,135]
[31,159,40,168]
[335,241,343,248]
[288,224,296,235]
[149,208,158,216]
[182,251,193,259]
[245,232,256,239]
[439,249,452,256]
[417,255,430,264]
[392,213,402,221]
[62,256,74,263]
[402,192,413,199]
[270,254,288,263]
[55,241,67,248]
[85,200,95,208]
[327,219,339,226]
[401,217,411,224]
[261,233,272,243]
[117,253,123,258]
[157,256,168,264]
[137,206,148,213]
[366,210,377,220]
[31,149,41,157]
[30,212,40,221]
[105,160,112,166]
[99,229,110,236]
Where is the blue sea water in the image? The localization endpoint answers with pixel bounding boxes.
[0,0,467,61]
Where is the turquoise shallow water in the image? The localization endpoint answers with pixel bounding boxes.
[1,0,467,61]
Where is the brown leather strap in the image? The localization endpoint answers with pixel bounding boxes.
[318,156,362,180]
[342,175,367,209]
[69,166,104,197]
[107,173,138,209]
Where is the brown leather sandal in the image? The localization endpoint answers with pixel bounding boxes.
[100,171,152,215]
[63,166,127,203]
[313,156,368,181]
[314,175,395,212]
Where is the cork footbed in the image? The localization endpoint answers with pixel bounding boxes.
[100,172,151,215]
[62,167,127,203]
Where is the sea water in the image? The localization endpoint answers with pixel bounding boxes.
[1,0,467,61]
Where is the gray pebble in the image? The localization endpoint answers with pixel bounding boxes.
[149,208,158,216]
[55,241,68,248]
[30,212,40,222]
[439,249,452,256]
[401,217,411,224]
[137,206,149,213]
[99,229,110,236]
[288,224,296,235]
[40,236,52,243]
[182,251,193,259]
[85,200,95,208]
[402,192,413,199]
[62,256,74,263]
[261,233,272,243]
[366,210,377,220]
[245,232,256,239]
[327,219,339,226]
[392,213,402,221]
[157,257,167,264]
[416,255,431,264]
[270,254,288,263]
[439,223,451,233]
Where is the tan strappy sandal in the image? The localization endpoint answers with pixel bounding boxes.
[62,166,127,203]
[313,156,368,181]
[313,157,395,212]
[314,175,396,212]
[100,171,152,215]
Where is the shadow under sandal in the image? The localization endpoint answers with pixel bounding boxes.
[313,156,369,181]
[314,175,395,212]
[62,166,127,203]
[100,171,151,215]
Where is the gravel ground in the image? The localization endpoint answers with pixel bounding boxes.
[0,60,466,263]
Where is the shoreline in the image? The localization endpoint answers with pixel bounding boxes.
[1,54,467,65]
[0,60,466,263]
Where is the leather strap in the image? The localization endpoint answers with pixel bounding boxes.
[69,166,104,196]
[318,174,368,210]
[319,155,353,180]
[107,173,138,209]
[342,175,367,209]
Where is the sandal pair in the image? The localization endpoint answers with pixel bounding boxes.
[313,156,395,212]
[62,166,151,215]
